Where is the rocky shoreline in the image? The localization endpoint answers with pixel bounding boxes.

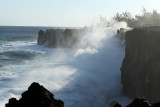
[6,27,160,107]
[5,82,160,107]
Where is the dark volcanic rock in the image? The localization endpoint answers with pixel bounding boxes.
[126,97,151,107]
[5,82,64,107]
[37,28,85,48]
[121,28,160,103]
[112,97,160,107]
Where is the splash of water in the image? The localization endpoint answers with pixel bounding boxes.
[74,21,127,56]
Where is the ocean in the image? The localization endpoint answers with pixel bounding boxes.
[0,23,131,107]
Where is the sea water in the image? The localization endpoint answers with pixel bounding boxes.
[0,23,131,107]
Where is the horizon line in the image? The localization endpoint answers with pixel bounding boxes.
[0,25,83,28]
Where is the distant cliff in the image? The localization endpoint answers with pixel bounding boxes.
[37,29,85,48]
[121,28,160,103]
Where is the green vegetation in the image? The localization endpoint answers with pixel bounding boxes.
[113,8,160,28]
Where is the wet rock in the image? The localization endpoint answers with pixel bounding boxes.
[5,82,64,107]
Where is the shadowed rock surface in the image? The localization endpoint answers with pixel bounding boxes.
[125,97,151,107]
[37,29,85,48]
[121,28,160,103]
[112,97,160,107]
[5,82,64,107]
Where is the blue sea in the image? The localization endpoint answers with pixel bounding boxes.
[0,25,131,107]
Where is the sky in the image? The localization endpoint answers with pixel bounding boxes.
[0,0,160,27]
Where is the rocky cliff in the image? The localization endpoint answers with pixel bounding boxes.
[5,82,64,107]
[37,29,85,48]
[121,28,160,103]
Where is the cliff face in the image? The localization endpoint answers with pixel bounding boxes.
[37,29,85,48]
[121,28,160,103]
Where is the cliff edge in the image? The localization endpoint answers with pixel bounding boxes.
[121,28,160,103]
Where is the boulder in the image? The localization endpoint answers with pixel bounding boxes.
[5,82,64,107]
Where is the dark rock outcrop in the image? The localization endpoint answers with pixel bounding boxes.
[37,29,85,48]
[126,97,151,107]
[121,28,160,103]
[112,97,160,107]
[117,28,129,40]
[5,82,64,107]
[38,30,45,45]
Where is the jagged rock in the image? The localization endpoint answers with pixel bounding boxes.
[117,28,130,40]
[126,97,151,107]
[5,82,64,107]
[37,28,85,48]
[112,97,160,107]
[121,28,160,103]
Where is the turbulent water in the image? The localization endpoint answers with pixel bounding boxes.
[0,23,131,107]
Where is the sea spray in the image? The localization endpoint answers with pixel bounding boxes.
[0,22,131,107]
[57,21,130,106]
[74,21,127,56]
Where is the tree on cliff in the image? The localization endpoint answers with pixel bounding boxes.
[113,8,160,27]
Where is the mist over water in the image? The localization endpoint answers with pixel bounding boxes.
[0,22,131,107]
